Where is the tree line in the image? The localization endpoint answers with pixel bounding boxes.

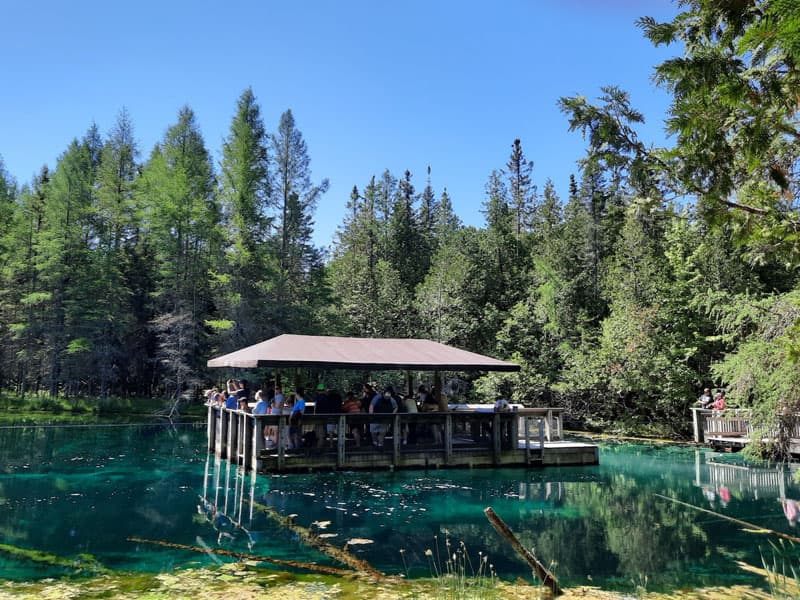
[0,1,798,438]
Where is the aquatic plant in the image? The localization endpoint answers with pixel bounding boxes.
[422,531,499,599]
[760,539,800,599]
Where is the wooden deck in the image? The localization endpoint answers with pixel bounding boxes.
[207,406,598,473]
[691,408,800,454]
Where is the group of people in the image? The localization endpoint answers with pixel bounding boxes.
[206,380,442,449]
[697,388,726,410]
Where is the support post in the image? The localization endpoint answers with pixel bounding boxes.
[545,409,553,442]
[444,414,453,465]
[253,416,264,473]
[434,369,447,411]
[510,411,519,448]
[218,409,228,458]
[207,405,216,453]
[524,416,530,463]
[393,414,400,466]
[538,419,545,460]
[337,415,346,469]
[277,415,286,471]
[692,408,702,443]
[492,413,501,465]
[242,415,253,470]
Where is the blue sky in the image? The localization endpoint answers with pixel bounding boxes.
[1,0,680,248]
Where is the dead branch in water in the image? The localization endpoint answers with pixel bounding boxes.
[247,500,385,579]
[127,536,355,577]
[483,507,563,596]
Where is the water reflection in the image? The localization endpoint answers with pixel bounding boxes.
[1,425,799,593]
[200,444,800,591]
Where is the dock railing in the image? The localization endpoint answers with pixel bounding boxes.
[692,407,800,452]
[692,408,753,443]
[207,405,566,472]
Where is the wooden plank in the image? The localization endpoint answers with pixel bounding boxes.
[252,416,264,472]
[392,414,400,466]
[337,415,346,469]
[524,416,530,463]
[444,414,452,465]
[207,405,215,452]
[492,413,501,465]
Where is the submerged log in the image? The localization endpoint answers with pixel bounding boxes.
[654,493,800,544]
[483,507,563,596]
[248,500,385,579]
[0,542,107,573]
[127,536,355,577]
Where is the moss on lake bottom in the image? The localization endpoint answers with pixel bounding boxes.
[0,562,784,600]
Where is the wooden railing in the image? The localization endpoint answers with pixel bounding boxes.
[691,408,800,450]
[207,405,565,472]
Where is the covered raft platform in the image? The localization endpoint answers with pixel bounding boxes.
[206,335,598,473]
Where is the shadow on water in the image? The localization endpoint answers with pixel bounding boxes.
[1,426,799,595]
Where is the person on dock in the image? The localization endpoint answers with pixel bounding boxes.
[401,394,418,445]
[236,379,251,402]
[263,386,284,448]
[252,390,269,444]
[418,384,437,412]
[342,390,363,447]
[224,391,238,410]
[289,387,306,449]
[313,384,329,447]
[697,388,713,408]
[713,389,726,410]
[418,384,442,444]
[369,386,398,447]
[253,390,269,415]
[360,383,376,443]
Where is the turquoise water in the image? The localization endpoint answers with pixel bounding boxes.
[0,423,797,592]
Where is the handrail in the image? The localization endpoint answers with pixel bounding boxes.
[691,407,800,445]
[207,404,565,472]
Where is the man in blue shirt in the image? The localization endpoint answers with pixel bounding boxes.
[253,390,269,415]
[290,387,306,449]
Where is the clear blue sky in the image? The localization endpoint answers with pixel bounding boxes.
[1,0,680,249]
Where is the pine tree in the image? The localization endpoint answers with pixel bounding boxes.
[387,170,426,294]
[433,187,461,240]
[216,88,277,349]
[138,106,220,399]
[36,129,101,396]
[92,110,139,396]
[4,167,49,394]
[506,139,536,238]
[271,108,329,329]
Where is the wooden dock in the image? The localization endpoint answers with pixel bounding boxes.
[207,406,598,473]
[691,407,800,454]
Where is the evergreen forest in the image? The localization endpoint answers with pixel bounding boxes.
[1,2,799,437]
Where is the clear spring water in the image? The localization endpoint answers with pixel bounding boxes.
[0,422,797,592]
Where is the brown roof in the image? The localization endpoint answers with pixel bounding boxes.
[207,334,520,372]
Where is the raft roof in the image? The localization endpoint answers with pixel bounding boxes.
[206,334,520,372]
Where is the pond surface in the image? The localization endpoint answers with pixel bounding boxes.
[0,423,797,593]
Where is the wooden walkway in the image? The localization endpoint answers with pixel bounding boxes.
[691,408,800,454]
[207,406,598,473]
